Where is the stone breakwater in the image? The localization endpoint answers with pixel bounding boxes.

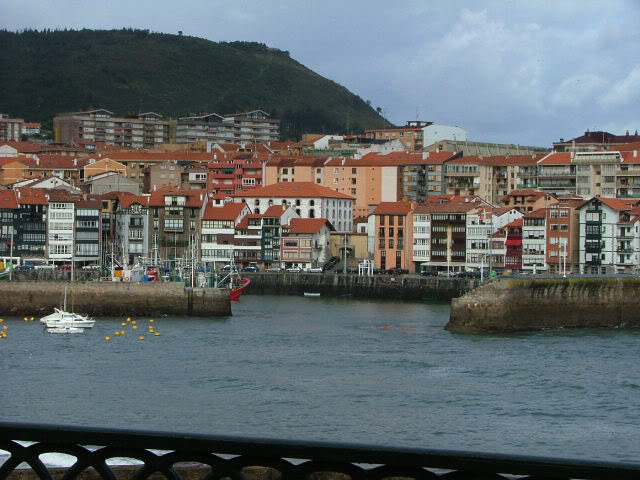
[447,277,640,333]
[0,282,231,317]
[244,272,476,301]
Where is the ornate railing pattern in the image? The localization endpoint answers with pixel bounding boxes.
[1,422,640,479]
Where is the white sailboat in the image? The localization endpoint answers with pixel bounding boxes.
[40,287,96,329]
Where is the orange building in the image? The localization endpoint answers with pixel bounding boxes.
[371,202,413,271]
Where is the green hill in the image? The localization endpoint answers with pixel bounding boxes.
[0,28,386,139]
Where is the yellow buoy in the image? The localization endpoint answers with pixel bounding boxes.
[120,330,126,335]
[30,317,34,321]
[2,325,7,330]
[154,332,160,336]
[24,317,28,321]
[121,322,126,327]
[105,336,111,341]
[139,335,145,340]
[0,318,4,322]
[132,320,136,325]
[115,331,120,336]
[149,319,154,323]
[132,325,137,330]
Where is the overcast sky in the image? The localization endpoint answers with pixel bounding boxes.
[2,0,640,147]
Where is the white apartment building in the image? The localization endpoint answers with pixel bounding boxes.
[411,206,431,272]
[200,201,251,267]
[115,196,150,265]
[47,198,74,262]
[522,210,547,273]
[465,207,522,271]
[234,182,355,233]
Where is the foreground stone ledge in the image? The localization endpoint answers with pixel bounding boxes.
[447,277,640,333]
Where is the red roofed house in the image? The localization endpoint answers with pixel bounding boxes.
[233,182,355,233]
[148,187,208,264]
[371,202,413,272]
[200,200,251,268]
[501,188,558,213]
[234,213,264,266]
[282,218,334,270]
[208,151,265,196]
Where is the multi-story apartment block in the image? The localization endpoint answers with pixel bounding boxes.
[0,114,24,142]
[200,201,251,268]
[0,190,18,258]
[263,155,326,186]
[364,121,429,152]
[411,205,431,272]
[553,130,640,152]
[15,188,47,258]
[521,209,547,274]
[177,110,279,145]
[501,188,558,213]
[234,182,354,233]
[504,218,523,272]
[54,109,171,148]
[74,195,102,264]
[536,153,576,196]
[372,202,412,271]
[465,207,522,272]
[47,191,75,262]
[149,188,206,264]
[445,156,481,197]
[144,162,185,193]
[208,152,265,196]
[261,205,299,269]
[427,202,478,273]
[578,197,640,275]
[545,203,581,275]
[282,218,334,270]
[115,195,150,265]
[233,213,263,266]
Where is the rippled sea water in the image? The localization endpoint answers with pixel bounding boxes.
[1,294,640,463]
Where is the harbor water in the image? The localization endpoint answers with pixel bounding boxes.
[1,294,640,465]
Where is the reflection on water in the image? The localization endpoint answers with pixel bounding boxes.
[1,295,639,463]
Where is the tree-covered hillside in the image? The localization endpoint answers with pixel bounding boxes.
[0,29,386,139]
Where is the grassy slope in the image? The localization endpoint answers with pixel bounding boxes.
[0,29,384,138]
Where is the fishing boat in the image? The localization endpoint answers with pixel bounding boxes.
[47,326,84,334]
[230,277,251,302]
[303,292,321,297]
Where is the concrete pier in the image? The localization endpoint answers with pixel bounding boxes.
[447,277,640,333]
[0,282,231,317]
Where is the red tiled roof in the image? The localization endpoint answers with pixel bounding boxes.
[505,218,524,228]
[148,186,206,207]
[599,197,637,211]
[0,190,18,209]
[538,153,571,165]
[372,202,413,215]
[74,195,103,209]
[263,205,287,217]
[234,182,354,200]
[288,218,334,234]
[235,213,263,230]
[0,155,36,168]
[81,152,215,162]
[202,201,247,221]
[15,187,47,205]
[525,208,547,219]
[425,202,479,214]
[118,194,149,208]
[326,151,457,167]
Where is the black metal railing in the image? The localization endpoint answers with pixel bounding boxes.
[1,422,640,479]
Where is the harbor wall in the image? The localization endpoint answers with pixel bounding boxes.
[447,277,640,333]
[244,272,476,300]
[0,282,231,317]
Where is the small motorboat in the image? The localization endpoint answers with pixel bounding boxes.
[303,292,321,297]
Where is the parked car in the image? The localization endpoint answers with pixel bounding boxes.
[458,271,480,278]
[286,266,302,273]
[241,266,259,272]
[265,266,283,273]
[34,263,55,270]
[221,265,239,272]
[307,267,323,273]
[373,268,386,275]
[386,267,408,275]
[15,264,34,271]
[82,264,100,270]
[420,270,436,277]
[57,264,72,271]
